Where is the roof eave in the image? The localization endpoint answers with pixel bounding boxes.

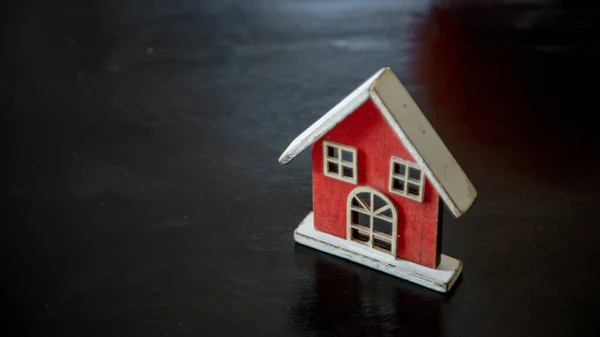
[278,68,387,165]
[369,75,477,219]
[279,67,478,218]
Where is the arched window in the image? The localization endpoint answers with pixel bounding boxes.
[347,187,398,256]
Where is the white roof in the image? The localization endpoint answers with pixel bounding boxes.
[279,67,477,218]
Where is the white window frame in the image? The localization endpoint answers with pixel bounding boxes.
[389,156,425,202]
[346,186,398,257]
[323,140,357,184]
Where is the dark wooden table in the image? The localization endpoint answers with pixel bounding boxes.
[3,0,599,336]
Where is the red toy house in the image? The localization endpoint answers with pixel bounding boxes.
[279,68,477,292]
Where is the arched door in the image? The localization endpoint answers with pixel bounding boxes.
[347,187,398,256]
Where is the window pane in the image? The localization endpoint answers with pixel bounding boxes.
[342,166,353,178]
[352,197,364,209]
[393,162,406,175]
[327,146,338,158]
[409,167,422,181]
[378,208,393,218]
[342,150,353,163]
[327,161,339,174]
[392,178,405,192]
[357,193,370,209]
[354,211,370,228]
[374,217,392,235]
[373,195,386,212]
[373,237,392,252]
[351,228,369,243]
[351,210,370,228]
[407,183,420,196]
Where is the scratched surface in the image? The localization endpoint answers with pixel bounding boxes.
[2,0,600,336]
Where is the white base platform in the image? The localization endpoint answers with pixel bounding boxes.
[293,212,462,293]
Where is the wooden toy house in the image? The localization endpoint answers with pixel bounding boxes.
[279,68,477,293]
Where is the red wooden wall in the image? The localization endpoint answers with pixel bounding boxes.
[311,99,442,268]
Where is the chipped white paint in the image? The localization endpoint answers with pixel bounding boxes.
[294,212,462,293]
[278,68,385,165]
[279,67,477,217]
[370,68,476,217]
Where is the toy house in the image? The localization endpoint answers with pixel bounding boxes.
[279,67,477,293]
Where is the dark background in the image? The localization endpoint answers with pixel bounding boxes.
[2,0,600,336]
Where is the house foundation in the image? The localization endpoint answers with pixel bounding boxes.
[294,211,463,293]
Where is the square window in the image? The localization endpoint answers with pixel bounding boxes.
[393,178,405,191]
[409,167,421,181]
[323,141,357,184]
[393,162,406,176]
[390,158,425,201]
[342,166,353,178]
[327,161,339,174]
[327,146,338,159]
[342,150,353,163]
[407,183,420,196]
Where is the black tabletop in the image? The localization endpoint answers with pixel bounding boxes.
[3,0,600,336]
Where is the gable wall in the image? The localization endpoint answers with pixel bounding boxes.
[311,99,442,267]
